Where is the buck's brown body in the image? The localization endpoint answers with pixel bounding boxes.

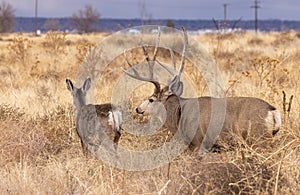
[159,95,281,151]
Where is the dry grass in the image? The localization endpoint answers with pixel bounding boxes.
[0,30,299,194]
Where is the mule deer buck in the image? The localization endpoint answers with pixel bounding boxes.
[122,27,281,154]
[66,77,122,155]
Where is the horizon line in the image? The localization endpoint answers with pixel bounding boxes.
[14,16,300,22]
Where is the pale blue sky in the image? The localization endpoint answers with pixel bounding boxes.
[8,0,300,20]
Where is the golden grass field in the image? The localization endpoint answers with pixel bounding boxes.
[0,30,299,194]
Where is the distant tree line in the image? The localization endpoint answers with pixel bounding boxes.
[0,1,100,33]
[0,1,174,34]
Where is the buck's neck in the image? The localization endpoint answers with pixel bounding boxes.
[163,95,181,131]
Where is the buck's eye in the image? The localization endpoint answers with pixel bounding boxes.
[149,98,154,103]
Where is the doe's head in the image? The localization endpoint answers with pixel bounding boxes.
[66,77,91,110]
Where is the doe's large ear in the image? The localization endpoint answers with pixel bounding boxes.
[66,78,74,91]
[82,77,91,92]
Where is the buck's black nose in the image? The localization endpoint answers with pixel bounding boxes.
[135,107,144,114]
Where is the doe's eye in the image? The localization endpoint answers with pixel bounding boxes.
[149,98,154,103]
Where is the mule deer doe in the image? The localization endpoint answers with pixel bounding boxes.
[66,77,122,155]
[122,27,281,154]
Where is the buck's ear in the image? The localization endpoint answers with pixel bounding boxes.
[66,78,74,91]
[82,77,91,92]
[170,81,183,96]
[168,75,183,96]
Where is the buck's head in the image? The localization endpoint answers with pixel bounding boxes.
[135,82,182,115]
[122,26,187,116]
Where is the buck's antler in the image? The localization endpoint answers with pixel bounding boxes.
[156,27,188,96]
[122,26,161,94]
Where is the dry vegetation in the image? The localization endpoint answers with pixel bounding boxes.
[0,30,299,194]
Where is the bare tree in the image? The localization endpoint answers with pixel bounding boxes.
[43,19,61,31]
[0,1,15,33]
[166,19,175,32]
[139,0,152,25]
[69,4,100,33]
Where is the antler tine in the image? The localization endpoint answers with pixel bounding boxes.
[123,49,140,76]
[121,67,154,82]
[141,26,161,78]
[142,45,154,79]
[142,45,150,62]
[169,48,176,70]
[156,28,186,77]
[156,48,177,75]
[122,49,153,82]
[178,27,188,77]
[152,26,161,61]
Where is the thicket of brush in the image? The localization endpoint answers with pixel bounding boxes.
[0,30,299,194]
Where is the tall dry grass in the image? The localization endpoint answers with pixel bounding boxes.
[0,30,299,194]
